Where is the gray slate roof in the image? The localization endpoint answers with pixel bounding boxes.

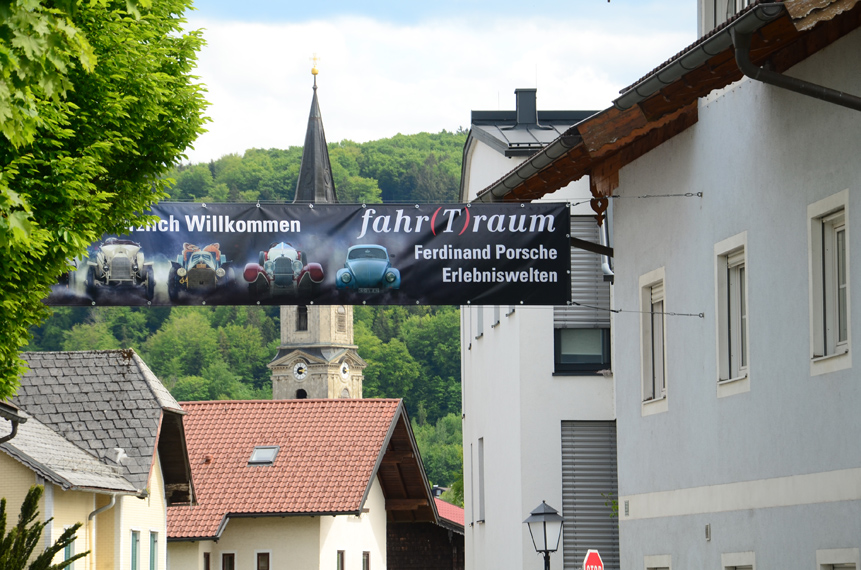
[0,412,136,494]
[14,350,183,492]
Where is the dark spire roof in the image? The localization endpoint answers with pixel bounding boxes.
[293,80,338,204]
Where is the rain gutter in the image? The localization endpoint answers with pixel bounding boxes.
[473,133,583,203]
[731,26,861,111]
[614,3,787,110]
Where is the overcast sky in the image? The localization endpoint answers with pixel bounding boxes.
[183,0,697,164]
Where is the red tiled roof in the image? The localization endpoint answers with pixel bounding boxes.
[167,399,402,539]
[434,498,464,528]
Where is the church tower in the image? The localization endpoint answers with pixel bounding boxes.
[269,63,365,400]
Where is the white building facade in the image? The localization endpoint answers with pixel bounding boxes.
[606,2,861,568]
[460,90,620,570]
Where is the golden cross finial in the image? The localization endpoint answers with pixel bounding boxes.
[310,53,320,76]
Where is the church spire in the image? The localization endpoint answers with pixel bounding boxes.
[293,61,338,204]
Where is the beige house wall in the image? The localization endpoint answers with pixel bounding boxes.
[50,487,94,570]
[319,476,387,570]
[0,452,39,519]
[166,540,203,570]
[95,493,117,570]
[210,516,321,569]
[116,452,168,570]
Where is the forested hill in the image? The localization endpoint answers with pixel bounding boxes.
[167,130,468,204]
[27,131,468,500]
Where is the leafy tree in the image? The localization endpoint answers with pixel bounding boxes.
[412,413,463,489]
[0,485,87,569]
[143,309,220,381]
[61,321,120,352]
[0,0,208,399]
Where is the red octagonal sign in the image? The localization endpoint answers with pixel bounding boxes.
[583,549,604,570]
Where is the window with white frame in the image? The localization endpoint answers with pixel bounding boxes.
[131,531,140,570]
[705,0,753,31]
[641,269,667,403]
[809,191,851,371]
[716,234,749,383]
[63,528,76,570]
[816,547,860,570]
[722,550,755,570]
[477,437,485,522]
[149,531,158,570]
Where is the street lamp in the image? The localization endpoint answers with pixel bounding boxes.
[524,501,564,570]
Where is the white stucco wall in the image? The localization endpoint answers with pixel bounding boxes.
[611,26,861,570]
[319,476,387,570]
[461,123,615,570]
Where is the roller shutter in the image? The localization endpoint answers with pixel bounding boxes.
[554,216,610,328]
[561,421,619,570]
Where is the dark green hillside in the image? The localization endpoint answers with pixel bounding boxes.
[167,130,467,204]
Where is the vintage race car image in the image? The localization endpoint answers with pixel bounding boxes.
[243,241,324,298]
[86,238,155,300]
[336,244,401,293]
[168,243,234,301]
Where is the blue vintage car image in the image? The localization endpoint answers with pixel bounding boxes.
[336,244,400,293]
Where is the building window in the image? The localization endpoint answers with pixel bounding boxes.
[296,306,308,331]
[131,531,140,570]
[809,190,851,375]
[554,328,611,373]
[362,551,370,570]
[222,553,235,570]
[337,550,345,570]
[64,530,76,570]
[706,0,753,31]
[337,306,347,332]
[203,553,210,570]
[644,554,671,570]
[248,446,279,466]
[715,232,749,395]
[257,552,270,570]
[477,437,485,522]
[640,268,668,414]
[296,389,307,399]
[721,551,755,570]
[816,548,860,570]
[149,532,158,570]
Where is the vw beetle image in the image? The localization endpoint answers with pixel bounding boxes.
[243,241,324,298]
[168,243,234,301]
[86,238,155,300]
[336,244,400,293]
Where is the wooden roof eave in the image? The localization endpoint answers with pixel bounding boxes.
[364,402,438,525]
[475,0,861,206]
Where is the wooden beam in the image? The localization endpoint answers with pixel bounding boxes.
[382,450,414,463]
[571,237,613,258]
[386,499,428,510]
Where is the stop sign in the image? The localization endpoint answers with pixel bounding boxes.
[583,550,604,570]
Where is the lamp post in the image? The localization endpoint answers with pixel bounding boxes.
[524,501,564,570]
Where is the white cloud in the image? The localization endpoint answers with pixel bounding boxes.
[183,15,693,163]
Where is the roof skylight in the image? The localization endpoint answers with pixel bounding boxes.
[248,446,279,466]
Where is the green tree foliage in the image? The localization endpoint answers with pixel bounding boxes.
[0,0,208,399]
[0,485,87,570]
[412,413,463,490]
[165,131,466,204]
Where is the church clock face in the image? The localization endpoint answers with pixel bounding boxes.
[293,361,308,380]
[340,361,350,379]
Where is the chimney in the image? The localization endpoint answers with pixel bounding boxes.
[515,88,538,126]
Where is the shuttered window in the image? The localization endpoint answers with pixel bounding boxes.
[554,217,610,329]
[561,421,619,570]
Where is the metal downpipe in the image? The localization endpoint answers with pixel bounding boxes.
[731,27,861,112]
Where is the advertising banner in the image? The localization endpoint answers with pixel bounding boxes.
[46,202,571,306]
